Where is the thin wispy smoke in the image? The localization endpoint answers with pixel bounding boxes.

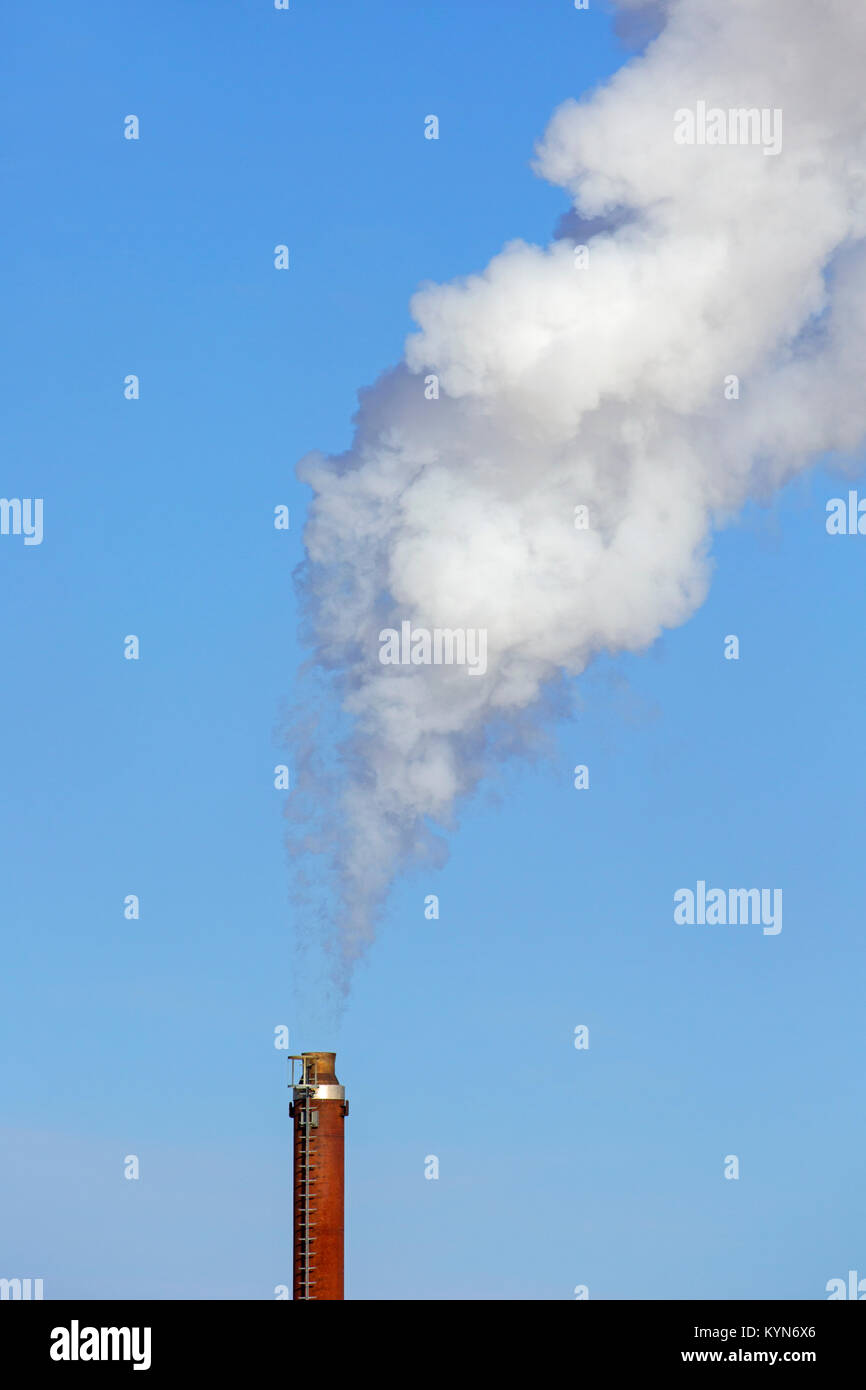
[289,0,866,970]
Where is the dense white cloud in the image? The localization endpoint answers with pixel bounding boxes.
[294,0,866,965]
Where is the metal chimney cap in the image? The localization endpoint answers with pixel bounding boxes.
[300,1051,339,1085]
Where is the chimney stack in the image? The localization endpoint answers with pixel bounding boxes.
[289,1051,348,1300]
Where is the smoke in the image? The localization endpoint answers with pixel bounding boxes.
[290,0,866,969]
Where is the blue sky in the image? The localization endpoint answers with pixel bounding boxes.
[1,0,863,1300]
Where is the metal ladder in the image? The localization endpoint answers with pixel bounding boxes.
[293,1059,319,1300]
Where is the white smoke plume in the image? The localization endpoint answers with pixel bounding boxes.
[290,0,866,969]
